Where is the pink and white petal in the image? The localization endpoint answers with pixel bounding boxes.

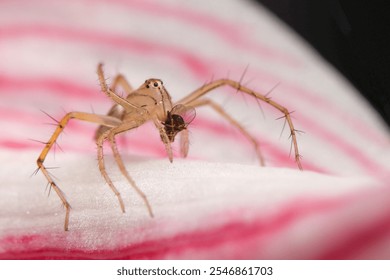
[0,0,389,259]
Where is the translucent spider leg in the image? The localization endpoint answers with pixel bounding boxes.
[110,73,134,93]
[186,98,265,166]
[95,71,134,140]
[97,63,139,111]
[179,129,189,158]
[36,112,123,231]
[159,128,174,162]
[97,121,154,217]
[177,79,303,170]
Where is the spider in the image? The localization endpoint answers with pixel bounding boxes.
[36,63,302,231]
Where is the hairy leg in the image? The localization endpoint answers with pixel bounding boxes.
[37,111,122,231]
[95,71,135,140]
[97,120,154,218]
[97,63,139,111]
[177,79,302,169]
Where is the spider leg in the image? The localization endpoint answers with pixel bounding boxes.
[179,129,189,158]
[36,112,123,231]
[97,63,139,111]
[186,98,265,166]
[97,129,126,214]
[110,73,134,93]
[95,104,126,141]
[96,64,151,149]
[104,73,135,116]
[153,118,173,162]
[97,120,154,218]
[177,79,302,170]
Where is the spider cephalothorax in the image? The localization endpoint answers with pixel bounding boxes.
[36,63,302,230]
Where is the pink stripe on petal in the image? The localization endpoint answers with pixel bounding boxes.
[294,113,390,177]
[319,214,390,259]
[0,24,210,79]
[96,0,303,67]
[0,0,302,68]
[0,75,102,102]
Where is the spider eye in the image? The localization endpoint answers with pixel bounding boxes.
[153,82,158,87]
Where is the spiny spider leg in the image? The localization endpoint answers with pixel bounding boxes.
[98,121,154,217]
[95,69,135,140]
[36,112,123,231]
[187,98,265,166]
[109,73,134,93]
[97,63,139,111]
[177,79,303,170]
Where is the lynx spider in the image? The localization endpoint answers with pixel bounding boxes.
[36,63,302,231]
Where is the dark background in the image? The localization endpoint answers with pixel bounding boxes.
[253,0,390,128]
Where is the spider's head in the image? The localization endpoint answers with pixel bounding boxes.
[143,78,172,113]
[144,79,163,90]
[162,111,187,142]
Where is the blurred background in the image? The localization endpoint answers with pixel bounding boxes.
[255,0,390,128]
